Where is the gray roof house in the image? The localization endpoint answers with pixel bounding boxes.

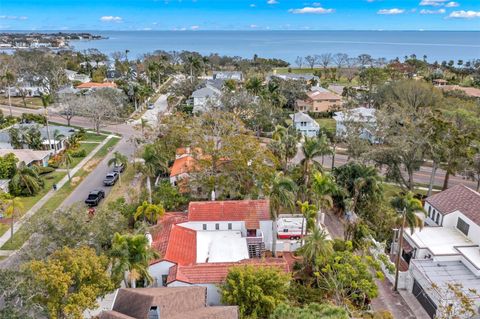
[213,71,243,82]
[290,112,320,138]
[191,84,222,114]
[333,107,378,143]
[268,73,319,82]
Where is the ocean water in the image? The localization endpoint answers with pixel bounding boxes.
[30,30,480,63]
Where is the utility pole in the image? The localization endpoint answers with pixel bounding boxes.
[394,207,406,292]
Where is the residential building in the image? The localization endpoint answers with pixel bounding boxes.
[76,82,117,90]
[65,69,91,83]
[268,73,319,83]
[392,185,480,318]
[169,148,199,192]
[213,71,243,82]
[191,84,222,114]
[432,79,448,87]
[0,123,75,150]
[100,287,238,319]
[333,107,378,143]
[148,200,298,305]
[0,149,51,167]
[289,112,320,137]
[296,88,342,113]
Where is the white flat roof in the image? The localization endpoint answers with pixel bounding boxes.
[196,231,249,263]
[405,227,474,255]
[456,246,480,269]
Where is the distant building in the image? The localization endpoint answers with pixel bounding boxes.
[213,71,243,82]
[76,82,117,90]
[296,88,342,113]
[391,185,480,318]
[289,112,320,137]
[191,84,222,114]
[0,123,75,150]
[65,69,91,83]
[432,79,448,87]
[333,107,377,143]
[268,73,319,83]
[100,287,238,319]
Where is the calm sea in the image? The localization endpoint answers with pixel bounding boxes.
[18,30,480,63]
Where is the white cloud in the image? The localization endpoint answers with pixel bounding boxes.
[377,8,405,14]
[289,7,334,14]
[0,15,28,20]
[449,10,480,18]
[420,8,446,14]
[100,16,122,22]
[190,25,200,30]
[445,1,459,7]
[250,4,256,7]
[267,0,278,4]
[419,0,446,6]
[250,24,258,28]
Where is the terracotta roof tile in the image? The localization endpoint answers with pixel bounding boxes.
[170,156,198,177]
[76,82,117,89]
[426,184,480,225]
[150,213,188,264]
[163,225,197,266]
[167,258,289,284]
[307,90,342,101]
[188,200,270,229]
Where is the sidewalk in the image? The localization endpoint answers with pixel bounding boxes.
[0,135,113,248]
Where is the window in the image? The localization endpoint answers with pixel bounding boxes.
[428,206,431,217]
[202,224,207,230]
[228,223,232,230]
[435,213,440,224]
[457,218,470,236]
[215,223,220,230]
[161,275,168,287]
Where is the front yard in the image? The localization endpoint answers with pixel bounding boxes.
[0,96,43,109]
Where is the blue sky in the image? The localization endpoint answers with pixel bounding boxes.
[1,0,479,31]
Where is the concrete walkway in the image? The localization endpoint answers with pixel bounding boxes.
[371,278,417,319]
[0,135,113,248]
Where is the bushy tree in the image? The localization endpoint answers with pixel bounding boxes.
[0,153,18,179]
[270,303,349,319]
[221,265,291,319]
[9,162,44,196]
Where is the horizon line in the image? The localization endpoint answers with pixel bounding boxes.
[2,29,479,32]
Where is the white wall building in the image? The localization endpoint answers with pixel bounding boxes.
[333,107,378,144]
[290,112,320,137]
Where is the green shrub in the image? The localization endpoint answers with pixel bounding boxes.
[36,166,55,175]
[71,149,87,158]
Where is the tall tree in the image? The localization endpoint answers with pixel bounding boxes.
[4,196,23,243]
[311,171,337,224]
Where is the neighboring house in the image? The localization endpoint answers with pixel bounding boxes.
[212,71,243,82]
[327,84,345,96]
[432,79,448,87]
[0,123,75,151]
[191,84,222,114]
[100,287,238,319]
[268,73,319,83]
[148,200,297,305]
[106,69,122,81]
[333,107,377,143]
[0,149,51,167]
[76,82,118,90]
[440,85,480,99]
[289,112,320,137]
[65,69,91,83]
[296,88,342,113]
[57,85,79,95]
[391,185,480,319]
[169,152,199,192]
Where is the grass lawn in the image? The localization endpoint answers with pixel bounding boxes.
[316,118,336,135]
[0,223,9,238]
[1,137,121,250]
[84,132,109,142]
[0,97,43,109]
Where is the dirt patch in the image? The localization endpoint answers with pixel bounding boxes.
[83,159,100,172]
[70,176,83,187]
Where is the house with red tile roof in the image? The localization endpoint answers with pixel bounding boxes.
[390,184,480,318]
[147,199,298,305]
[296,87,342,113]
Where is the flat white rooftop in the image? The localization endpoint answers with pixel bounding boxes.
[456,246,480,269]
[196,231,249,263]
[405,227,475,255]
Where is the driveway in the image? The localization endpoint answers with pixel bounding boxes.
[130,94,168,127]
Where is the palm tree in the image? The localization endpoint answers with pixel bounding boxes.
[300,136,331,199]
[267,172,297,257]
[4,196,23,242]
[272,125,300,172]
[108,151,128,184]
[134,201,165,224]
[246,77,263,95]
[52,129,65,155]
[139,118,151,136]
[298,226,332,274]
[10,162,42,196]
[41,94,52,151]
[60,151,73,181]
[110,233,159,288]
[311,171,337,225]
[391,192,425,291]
[186,55,202,83]
[297,201,317,243]
[141,145,169,203]
[67,134,80,150]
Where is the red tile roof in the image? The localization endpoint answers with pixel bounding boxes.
[76,82,117,89]
[167,258,289,284]
[426,184,480,225]
[170,156,198,177]
[307,90,342,101]
[188,200,270,229]
[162,225,197,266]
[150,213,189,264]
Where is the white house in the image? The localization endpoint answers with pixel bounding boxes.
[148,200,294,305]
[333,107,378,143]
[191,84,222,114]
[65,69,91,83]
[290,112,320,137]
[212,71,243,82]
[392,185,480,318]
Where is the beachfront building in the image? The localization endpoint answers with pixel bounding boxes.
[289,112,320,137]
[333,107,378,143]
[296,87,342,113]
[100,287,238,319]
[148,199,304,305]
[391,185,480,318]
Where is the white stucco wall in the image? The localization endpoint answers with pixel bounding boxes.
[442,211,480,244]
[259,220,273,251]
[179,221,246,234]
[149,260,175,287]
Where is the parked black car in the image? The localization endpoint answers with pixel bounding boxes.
[85,190,105,207]
[103,172,119,186]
